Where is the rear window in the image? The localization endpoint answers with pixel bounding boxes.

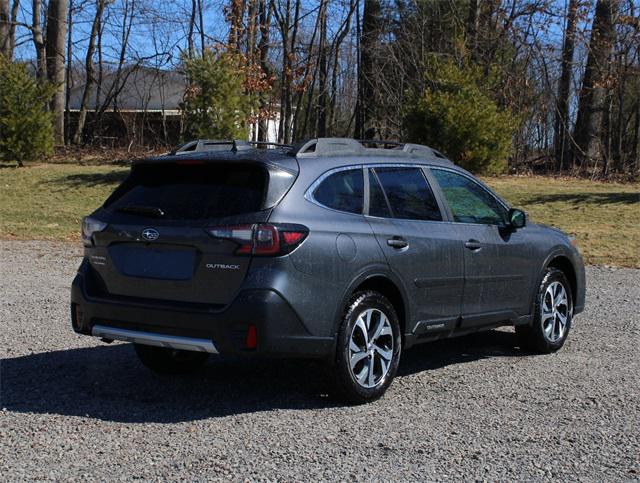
[105,163,267,220]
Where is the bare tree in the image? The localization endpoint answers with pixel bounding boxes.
[188,0,196,59]
[573,0,620,170]
[355,0,382,139]
[316,0,328,137]
[327,0,356,135]
[257,0,272,142]
[197,0,205,54]
[32,0,46,79]
[553,0,579,171]
[73,0,105,144]
[273,0,301,143]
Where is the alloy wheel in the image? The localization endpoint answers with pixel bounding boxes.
[348,308,394,388]
[541,281,570,343]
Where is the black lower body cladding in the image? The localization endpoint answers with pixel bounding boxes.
[70,264,333,358]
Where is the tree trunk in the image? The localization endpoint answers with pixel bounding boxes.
[94,3,103,137]
[46,0,67,145]
[465,0,479,55]
[72,0,105,145]
[294,2,322,139]
[573,0,619,171]
[197,0,205,54]
[228,0,244,51]
[553,0,578,171]
[0,0,17,58]
[0,0,9,56]
[357,0,382,139]
[64,0,73,144]
[328,0,355,135]
[274,0,300,143]
[32,0,46,80]
[275,0,290,143]
[257,0,271,142]
[7,0,18,58]
[188,0,196,59]
[631,100,639,175]
[316,0,328,137]
[246,0,258,140]
[246,0,258,59]
[284,0,300,143]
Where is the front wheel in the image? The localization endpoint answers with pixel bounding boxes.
[134,344,210,375]
[517,268,573,353]
[333,291,402,404]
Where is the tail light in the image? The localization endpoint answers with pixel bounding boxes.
[207,223,308,256]
[82,217,108,247]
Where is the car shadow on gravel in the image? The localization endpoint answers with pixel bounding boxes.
[1,330,524,423]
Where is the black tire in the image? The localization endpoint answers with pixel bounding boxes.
[332,291,402,404]
[516,268,573,353]
[134,344,210,375]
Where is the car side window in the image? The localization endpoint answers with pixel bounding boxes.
[368,171,392,217]
[313,168,364,214]
[373,167,442,221]
[431,169,507,225]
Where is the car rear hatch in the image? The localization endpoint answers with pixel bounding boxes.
[85,158,297,306]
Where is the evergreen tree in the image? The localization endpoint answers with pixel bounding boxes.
[182,50,257,140]
[0,56,54,167]
[404,60,515,175]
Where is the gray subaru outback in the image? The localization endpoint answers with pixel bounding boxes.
[71,138,585,403]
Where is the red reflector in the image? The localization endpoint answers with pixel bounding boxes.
[245,325,257,350]
[282,231,305,245]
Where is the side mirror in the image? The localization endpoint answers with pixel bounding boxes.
[508,208,526,229]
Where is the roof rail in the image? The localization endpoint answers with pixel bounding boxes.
[358,139,402,149]
[395,143,448,159]
[289,137,451,161]
[171,139,292,155]
[292,138,365,157]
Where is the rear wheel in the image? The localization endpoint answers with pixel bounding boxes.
[134,344,210,375]
[333,291,402,404]
[516,268,573,353]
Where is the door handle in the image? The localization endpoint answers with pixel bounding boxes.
[387,237,408,249]
[464,239,482,250]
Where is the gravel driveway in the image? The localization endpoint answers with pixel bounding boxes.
[1,240,638,481]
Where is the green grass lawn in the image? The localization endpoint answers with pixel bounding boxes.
[0,163,128,240]
[1,164,638,267]
[487,176,639,268]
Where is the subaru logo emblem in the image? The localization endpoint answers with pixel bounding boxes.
[141,228,159,241]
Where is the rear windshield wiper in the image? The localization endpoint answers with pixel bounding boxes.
[115,205,165,218]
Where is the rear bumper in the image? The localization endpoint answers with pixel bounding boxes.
[70,268,333,359]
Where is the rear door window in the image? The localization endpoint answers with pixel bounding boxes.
[368,170,392,217]
[373,167,442,221]
[105,162,267,220]
[313,168,364,214]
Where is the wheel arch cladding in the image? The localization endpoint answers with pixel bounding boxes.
[349,276,407,337]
